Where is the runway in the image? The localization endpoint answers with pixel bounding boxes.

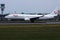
[0,21,60,25]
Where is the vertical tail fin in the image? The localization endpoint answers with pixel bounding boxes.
[50,8,58,16]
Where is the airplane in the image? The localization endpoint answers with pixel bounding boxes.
[4,13,43,22]
[5,8,58,22]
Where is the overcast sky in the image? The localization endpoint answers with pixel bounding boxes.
[0,0,59,13]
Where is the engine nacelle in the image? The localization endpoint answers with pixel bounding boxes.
[24,18,30,20]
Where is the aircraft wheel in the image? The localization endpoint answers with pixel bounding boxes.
[30,19,34,23]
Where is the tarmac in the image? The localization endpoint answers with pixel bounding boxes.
[0,21,60,25]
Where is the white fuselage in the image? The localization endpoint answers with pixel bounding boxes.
[5,14,43,20]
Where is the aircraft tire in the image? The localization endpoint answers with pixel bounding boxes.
[30,19,34,23]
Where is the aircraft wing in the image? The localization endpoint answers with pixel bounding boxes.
[30,15,44,20]
[24,15,44,20]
